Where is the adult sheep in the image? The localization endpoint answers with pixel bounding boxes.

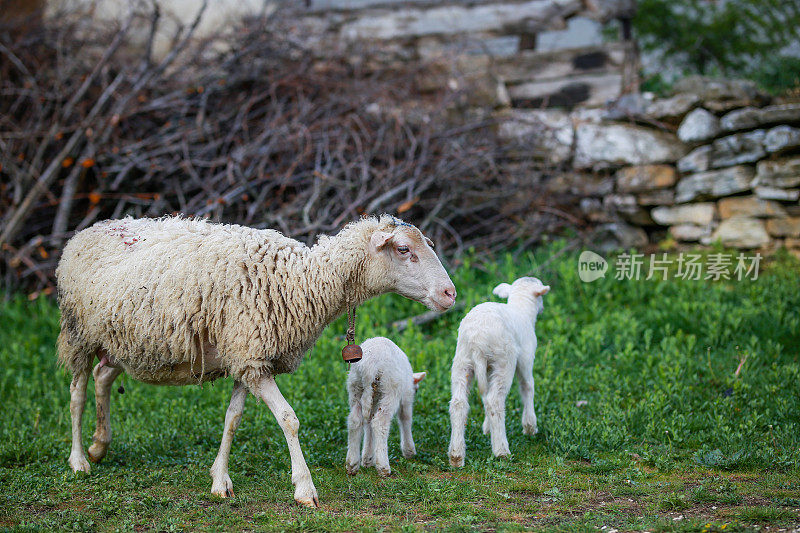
[56,215,456,507]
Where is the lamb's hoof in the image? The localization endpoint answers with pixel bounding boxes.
[211,474,235,498]
[523,424,539,436]
[376,466,391,477]
[211,487,234,498]
[69,453,91,474]
[401,449,416,460]
[449,454,464,468]
[294,485,319,508]
[494,451,511,459]
[87,442,108,463]
[345,462,359,476]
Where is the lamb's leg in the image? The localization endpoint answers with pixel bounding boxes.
[484,362,515,458]
[361,423,375,467]
[251,376,318,508]
[480,361,490,435]
[448,360,473,468]
[398,399,416,459]
[210,380,247,498]
[345,388,364,475]
[68,370,91,473]
[360,388,376,467]
[516,356,538,436]
[87,363,123,463]
[370,396,396,477]
[473,355,489,416]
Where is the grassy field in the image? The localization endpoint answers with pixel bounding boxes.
[1,243,799,532]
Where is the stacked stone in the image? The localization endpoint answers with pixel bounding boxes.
[665,78,800,253]
[299,0,637,110]
[498,76,800,254]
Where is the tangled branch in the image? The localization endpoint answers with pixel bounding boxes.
[0,9,580,293]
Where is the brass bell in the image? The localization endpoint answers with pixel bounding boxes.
[342,343,362,363]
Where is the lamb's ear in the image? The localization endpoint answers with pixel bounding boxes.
[534,285,551,297]
[492,283,512,299]
[369,230,394,252]
[412,372,426,385]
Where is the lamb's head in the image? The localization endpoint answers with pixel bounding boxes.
[493,276,550,314]
[367,216,456,312]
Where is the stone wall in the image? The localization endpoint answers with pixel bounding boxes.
[499,77,800,254]
[299,0,638,108]
[292,2,800,255]
[46,0,637,107]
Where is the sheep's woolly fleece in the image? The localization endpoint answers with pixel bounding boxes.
[56,215,413,385]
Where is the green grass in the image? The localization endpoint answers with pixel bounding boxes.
[2,243,800,531]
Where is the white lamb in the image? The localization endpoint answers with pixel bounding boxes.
[56,215,456,507]
[345,337,426,477]
[448,276,549,467]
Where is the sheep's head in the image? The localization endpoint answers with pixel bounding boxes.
[368,217,456,312]
[493,276,550,314]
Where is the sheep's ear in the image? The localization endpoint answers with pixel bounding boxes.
[492,283,512,299]
[369,230,394,252]
[534,285,550,297]
[412,372,427,385]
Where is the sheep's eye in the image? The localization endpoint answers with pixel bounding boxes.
[397,245,410,254]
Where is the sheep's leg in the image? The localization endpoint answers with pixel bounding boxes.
[345,389,364,475]
[473,355,489,407]
[360,388,376,467]
[516,356,538,436]
[87,363,123,463]
[398,399,416,459]
[361,423,375,467]
[448,360,473,468]
[68,370,91,473]
[251,376,318,508]
[478,358,490,433]
[370,396,396,477]
[210,380,247,498]
[484,363,515,458]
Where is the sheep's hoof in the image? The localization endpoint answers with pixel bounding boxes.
[401,449,416,459]
[523,424,539,436]
[376,466,391,477]
[211,487,235,499]
[449,454,464,468]
[212,487,234,498]
[345,462,359,476]
[210,474,235,498]
[295,495,320,508]
[87,442,108,463]
[68,453,91,474]
[294,487,320,509]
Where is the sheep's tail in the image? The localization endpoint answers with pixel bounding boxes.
[472,352,489,398]
[57,325,93,377]
[362,372,382,422]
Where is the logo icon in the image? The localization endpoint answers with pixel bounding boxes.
[578,251,608,282]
